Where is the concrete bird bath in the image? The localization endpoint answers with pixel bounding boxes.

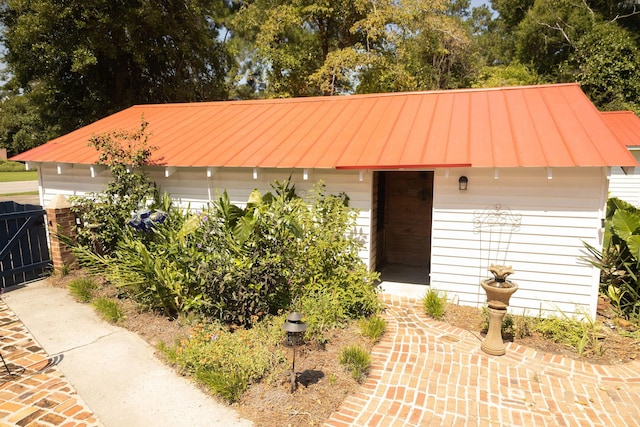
[480,264,518,356]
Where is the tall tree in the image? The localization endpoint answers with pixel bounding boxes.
[476,0,640,112]
[0,0,233,152]
[231,0,477,97]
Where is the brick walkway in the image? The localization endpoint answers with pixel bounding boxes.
[0,298,101,427]
[325,295,640,426]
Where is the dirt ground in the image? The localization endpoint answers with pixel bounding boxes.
[49,273,640,426]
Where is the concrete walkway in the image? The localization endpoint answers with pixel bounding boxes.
[325,295,640,426]
[6,281,640,426]
[2,280,252,427]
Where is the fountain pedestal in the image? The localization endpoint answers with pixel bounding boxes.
[480,265,518,356]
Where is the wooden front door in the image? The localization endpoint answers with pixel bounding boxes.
[382,171,433,268]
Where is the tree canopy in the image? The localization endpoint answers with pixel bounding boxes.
[0,0,233,155]
[1,0,639,156]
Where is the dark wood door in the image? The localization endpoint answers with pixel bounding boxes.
[383,172,433,268]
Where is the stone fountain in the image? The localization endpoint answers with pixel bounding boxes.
[480,264,518,356]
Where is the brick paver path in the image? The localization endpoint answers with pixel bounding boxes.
[325,295,640,426]
[0,299,101,427]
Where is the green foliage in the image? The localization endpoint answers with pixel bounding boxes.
[68,277,98,303]
[74,196,205,318]
[358,316,387,343]
[584,198,640,321]
[197,181,304,325]
[92,297,125,323]
[161,317,286,403]
[472,62,540,88]
[194,369,248,404]
[533,312,604,357]
[0,0,232,141]
[571,22,640,113]
[75,178,380,337]
[70,118,157,254]
[423,289,447,320]
[197,180,381,330]
[231,0,477,97]
[339,345,371,382]
[0,161,27,172]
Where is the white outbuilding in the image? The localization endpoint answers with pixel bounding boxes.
[13,83,638,319]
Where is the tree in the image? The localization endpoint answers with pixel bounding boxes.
[0,84,58,157]
[472,62,540,88]
[571,22,640,113]
[0,0,233,145]
[231,0,478,97]
[476,0,640,111]
[231,0,369,97]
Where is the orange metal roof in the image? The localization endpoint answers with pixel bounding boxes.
[601,111,640,148]
[12,83,638,169]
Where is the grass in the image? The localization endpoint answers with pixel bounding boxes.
[339,345,371,382]
[92,297,125,323]
[359,315,386,343]
[0,171,38,182]
[68,277,98,303]
[423,288,447,320]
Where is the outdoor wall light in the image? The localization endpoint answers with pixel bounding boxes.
[458,176,468,191]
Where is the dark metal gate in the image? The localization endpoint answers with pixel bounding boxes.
[0,201,50,289]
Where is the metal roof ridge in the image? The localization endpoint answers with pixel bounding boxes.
[124,83,584,109]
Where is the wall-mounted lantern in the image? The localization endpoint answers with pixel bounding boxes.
[458,176,468,191]
[283,312,307,392]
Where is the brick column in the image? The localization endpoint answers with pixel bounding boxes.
[46,195,77,273]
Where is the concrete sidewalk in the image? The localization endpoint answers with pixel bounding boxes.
[3,280,252,427]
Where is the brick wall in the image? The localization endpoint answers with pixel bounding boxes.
[46,195,76,273]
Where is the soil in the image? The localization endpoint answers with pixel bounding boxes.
[49,272,640,426]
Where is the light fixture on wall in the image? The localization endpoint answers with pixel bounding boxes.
[458,176,468,191]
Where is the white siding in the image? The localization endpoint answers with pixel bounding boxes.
[609,151,640,206]
[38,162,609,319]
[39,164,374,266]
[430,167,607,319]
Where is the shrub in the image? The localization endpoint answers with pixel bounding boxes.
[0,160,30,172]
[339,345,371,382]
[73,195,205,318]
[68,277,98,303]
[533,312,604,357]
[359,315,386,343]
[584,197,640,321]
[197,181,381,329]
[423,289,446,320]
[161,316,287,403]
[92,297,125,323]
[70,118,157,254]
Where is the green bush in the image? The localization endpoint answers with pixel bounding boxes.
[339,345,371,382]
[74,178,381,336]
[359,315,386,343]
[0,160,30,172]
[533,312,604,357]
[197,181,381,329]
[423,289,446,320]
[70,118,157,255]
[68,277,98,303]
[584,197,640,322]
[92,297,125,323]
[73,194,205,318]
[161,316,286,402]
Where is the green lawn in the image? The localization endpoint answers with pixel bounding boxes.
[0,171,38,182]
